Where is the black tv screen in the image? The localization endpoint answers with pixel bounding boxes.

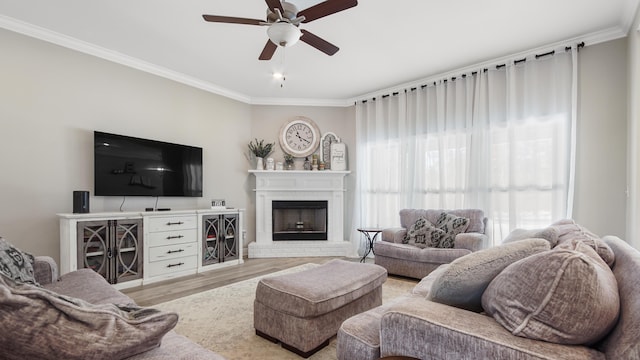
[94,131,203,197]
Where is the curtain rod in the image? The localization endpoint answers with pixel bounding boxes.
[359,42,584,104]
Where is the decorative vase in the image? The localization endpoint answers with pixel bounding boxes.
[266,157,275,170]
[256,157,264,170]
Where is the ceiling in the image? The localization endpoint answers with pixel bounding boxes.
[0,0,638,106]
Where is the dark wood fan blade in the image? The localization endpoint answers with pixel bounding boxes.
[202,15,263,26]
[265,0,284,13]
[259,40,278,60]
[300,29,339,56]
[299,0,358,23]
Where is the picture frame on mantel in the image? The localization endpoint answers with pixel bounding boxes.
[330,142,347,171]
[320,132,340,169]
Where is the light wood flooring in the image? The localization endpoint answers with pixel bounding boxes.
[122,256,345,306]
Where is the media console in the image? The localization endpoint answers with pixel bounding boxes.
[58,209,244,289]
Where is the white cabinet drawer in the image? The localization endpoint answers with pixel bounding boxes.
[149,242,197,262]
[146,255,198,277]
[147,229,197,247]
[147,215,197,232]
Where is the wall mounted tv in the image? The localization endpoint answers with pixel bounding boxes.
[94,131,203,197]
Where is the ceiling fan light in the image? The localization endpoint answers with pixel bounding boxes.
[267,22,301,47]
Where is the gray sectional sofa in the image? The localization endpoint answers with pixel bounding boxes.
[338,223,640,360]
[0,248,225,360]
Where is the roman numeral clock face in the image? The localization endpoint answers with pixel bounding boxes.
[279,117,321,158]
[286,124,312,151]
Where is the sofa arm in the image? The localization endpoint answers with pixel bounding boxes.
[33,256,59,285]
[382,227,406,243]
[379,297,603,360]
[454,232,486,252]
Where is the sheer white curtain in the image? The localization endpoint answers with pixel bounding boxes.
[352,50,577,246]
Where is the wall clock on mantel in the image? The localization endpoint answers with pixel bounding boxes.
[279,116,321,157]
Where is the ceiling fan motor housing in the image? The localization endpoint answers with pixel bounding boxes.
[266,2,299,23]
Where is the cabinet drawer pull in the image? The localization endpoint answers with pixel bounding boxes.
[167,262,184,268]
[166,235,184,240]
[166,221,184,226]
[167,249,185,254]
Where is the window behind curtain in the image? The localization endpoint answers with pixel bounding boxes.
[354,51,575,245]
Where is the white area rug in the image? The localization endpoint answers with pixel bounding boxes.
[155,263,416,360]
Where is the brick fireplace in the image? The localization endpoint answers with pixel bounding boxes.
[248,170,351,258]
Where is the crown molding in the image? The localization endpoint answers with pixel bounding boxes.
[0,14,252,104]
[582,26,628,45]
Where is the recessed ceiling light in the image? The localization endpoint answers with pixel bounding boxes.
[273,72,284,79]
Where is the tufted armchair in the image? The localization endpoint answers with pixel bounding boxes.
[373,209,488,279]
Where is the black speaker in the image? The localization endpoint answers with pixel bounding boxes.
[73,191,90,213]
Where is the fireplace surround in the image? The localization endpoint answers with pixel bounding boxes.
[248,170,351,258]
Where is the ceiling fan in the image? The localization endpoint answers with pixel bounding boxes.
[202,0,358,60]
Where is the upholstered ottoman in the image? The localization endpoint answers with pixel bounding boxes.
[254,259,387,358]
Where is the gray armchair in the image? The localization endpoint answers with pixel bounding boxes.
[373,209,488,279]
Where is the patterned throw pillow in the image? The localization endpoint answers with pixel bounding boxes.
[435,212,470,248]
[404,217,446,249]
[0,237,39,286]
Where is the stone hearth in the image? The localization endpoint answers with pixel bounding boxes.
[248,170,351,258]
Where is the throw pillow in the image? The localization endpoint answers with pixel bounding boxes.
[427,238,551,312]
[533,227,560,246]
[549,219,615,267]
[435,212,470,248]
[501,227,559,247]
[0,237,39,286]
[481,246,620,345]
[0,276,178,360]
[403,217,446,249]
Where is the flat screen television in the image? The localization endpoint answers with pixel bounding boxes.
[94,131,203,197]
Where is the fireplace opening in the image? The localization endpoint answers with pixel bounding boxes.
[272,200,328,241]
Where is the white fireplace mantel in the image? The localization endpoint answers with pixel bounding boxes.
[248,170,351,258]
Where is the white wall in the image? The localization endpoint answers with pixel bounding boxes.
[574,38,628,237]
[0,28,252,264]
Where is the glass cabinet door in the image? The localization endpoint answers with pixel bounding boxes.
[222,214,238,261]
[202,216,220,265]
[114,219,143,283]
[77,221,109,280]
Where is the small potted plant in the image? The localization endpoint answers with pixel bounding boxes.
[248,138,274,170]
[284,153,294,170]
